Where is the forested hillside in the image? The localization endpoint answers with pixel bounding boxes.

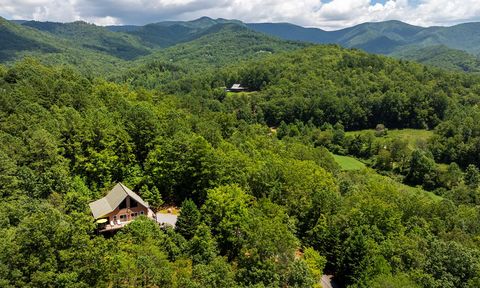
[2,24,480,288]
[0,17,309,78]
[391,45,480,72]
[114,24,307,89]
[0,17,60,62]
[249,20,425,54]
[0,17,128,73]
[248,20,480,72]
[118,17,243,48]
[21,20,151,60]
[6,16,480,73]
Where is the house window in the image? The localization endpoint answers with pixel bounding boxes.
[113,216,117,223]
[130,198,138,208]
[140,211,144,215]
[119,199,127,209]
[119,214,127,222]
[131,212,138,218]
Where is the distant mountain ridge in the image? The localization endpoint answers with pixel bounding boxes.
[14,17,245,52]
[21,20,151,60]
[0,16,306,75]
[247,20,480,54]
[0,16,125,70]
[3,16,480,72]
[247,20,480,71]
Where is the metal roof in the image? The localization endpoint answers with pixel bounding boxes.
[89,183,150,219]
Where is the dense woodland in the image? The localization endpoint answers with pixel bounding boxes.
[2,17,480,288]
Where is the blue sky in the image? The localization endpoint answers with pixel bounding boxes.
[1,0,480,29]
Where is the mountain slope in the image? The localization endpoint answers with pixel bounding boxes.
[391,45,480,72]
[0,17,60,62]
[247,20,423,53]
[247,20,480,71]
[7,16,480,73]
[145,23,307,67]
[211,45,478,129]
[115,23,308,89]
[246,23,334,43]
[413,23,480,55]
[120,17,243,48]
[334,21,423,53]
[21,20,150,60]
[0,17,127,74]
[1,17,309,77]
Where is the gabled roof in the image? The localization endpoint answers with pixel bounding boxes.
[227,83,248,92]
[89,183,150,219]
[230,83,247,89]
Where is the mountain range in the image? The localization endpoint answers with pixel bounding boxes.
[3,16,480,72]
[247,20,480,72]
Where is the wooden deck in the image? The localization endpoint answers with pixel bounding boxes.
[97,213,177,232]
[98,221,131,232]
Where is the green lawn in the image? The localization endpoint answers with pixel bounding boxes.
[346,129,434,149]
[332,154,366,171]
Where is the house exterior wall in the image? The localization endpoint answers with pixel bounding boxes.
[104,196,149,225]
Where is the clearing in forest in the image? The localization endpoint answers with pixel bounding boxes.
[346,129,434,149]
[332,154,366,171]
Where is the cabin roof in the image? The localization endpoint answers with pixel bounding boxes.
[89,183,150,219]
[227,83,248,92]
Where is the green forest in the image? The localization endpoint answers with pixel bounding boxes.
[2,17,480,288]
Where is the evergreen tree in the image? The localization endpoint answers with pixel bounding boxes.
[140,185,163,211]
[175,198,201,240]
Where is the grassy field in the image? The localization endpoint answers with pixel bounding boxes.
[378,172,444,201]
[345,169,444,202]
[346,129,434,149]
[332,154,367,171]
[341,129,442,201]
[397,180,444,201]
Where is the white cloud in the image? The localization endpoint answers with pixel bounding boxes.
[1,0,480,29]
[412,0,480,26]
[0,0,79,23]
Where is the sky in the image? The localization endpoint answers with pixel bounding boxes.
[1,0,480,30]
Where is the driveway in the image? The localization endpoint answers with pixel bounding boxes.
[156,213,178,227]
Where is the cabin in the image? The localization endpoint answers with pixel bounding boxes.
[89,183,155,232]
[227,83,248,92]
